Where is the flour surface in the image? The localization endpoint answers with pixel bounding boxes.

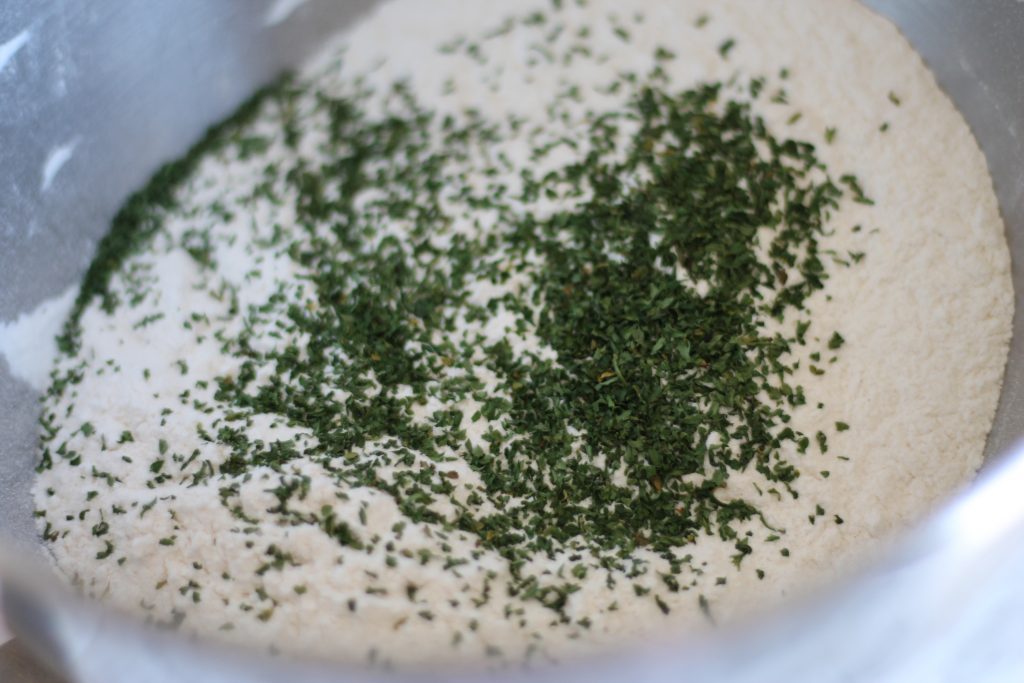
[0,283,77,391]
[31,0,1012,667]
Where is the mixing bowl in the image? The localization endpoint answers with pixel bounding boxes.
[2,1,1023,681]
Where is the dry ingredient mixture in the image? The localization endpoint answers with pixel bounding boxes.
[31,0,1012,668]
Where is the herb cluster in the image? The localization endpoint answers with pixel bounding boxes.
[37,3,868,663]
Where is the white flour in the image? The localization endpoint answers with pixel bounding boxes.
[25,0,1012,668]
[0,283,77,391]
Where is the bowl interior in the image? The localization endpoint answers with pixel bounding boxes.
[1,0,1023,671]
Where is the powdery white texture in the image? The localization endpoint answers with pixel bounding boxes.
[31,0,1013,667]
[0,284,77,391]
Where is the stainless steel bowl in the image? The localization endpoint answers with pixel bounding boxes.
[2,1,1023,681]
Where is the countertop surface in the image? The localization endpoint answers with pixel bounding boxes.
[0,640,66,683]
[0,585,10,646]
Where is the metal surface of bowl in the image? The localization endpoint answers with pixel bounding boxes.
[1,1,1023,681]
